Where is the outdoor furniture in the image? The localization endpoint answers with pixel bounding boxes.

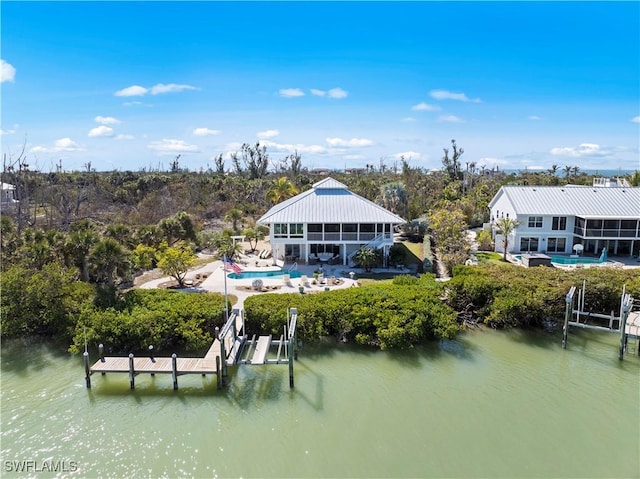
[301,275,309,286]
[328,255,340,265]
[283,274,291,286]
[308,254,318,265]
[317,252,333,263]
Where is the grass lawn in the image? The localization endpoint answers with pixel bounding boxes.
[474,252,504,265]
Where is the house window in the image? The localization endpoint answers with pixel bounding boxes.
[289,223,303,238]
[342,223,357,240]
[285,244,301,258]
[528,216,543,228]
[274,224,288,238]
[520,237,539,252]
[547,237,566,253]
[552,217,567,231]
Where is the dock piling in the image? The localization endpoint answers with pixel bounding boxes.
[216,356,221,390]
[128,353,135,389]
[84,351,91,389]
[99,343,105,362]
[562,286,575,349]
[171,353,178,390]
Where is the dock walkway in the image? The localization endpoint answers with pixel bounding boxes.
[85,308,299,390]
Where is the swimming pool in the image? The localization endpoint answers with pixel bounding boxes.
[227,270,303,279]
[515,254,603,265]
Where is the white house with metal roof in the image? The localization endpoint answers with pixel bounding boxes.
[257,177,406,266]
[1,182,18,209]
[488,185,640,257]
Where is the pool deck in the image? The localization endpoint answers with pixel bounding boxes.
[511,253,640,270]
[138,250,396,309]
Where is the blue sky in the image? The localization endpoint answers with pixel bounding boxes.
[1,1,639,173]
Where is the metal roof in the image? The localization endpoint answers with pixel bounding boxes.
[257,177,406,224]
[489,185,640,218]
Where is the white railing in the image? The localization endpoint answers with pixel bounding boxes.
[347,233,387,265]
[287,262,298,272]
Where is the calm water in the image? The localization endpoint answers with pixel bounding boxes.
[1,329,639,478]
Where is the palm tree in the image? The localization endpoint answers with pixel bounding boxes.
[571,165,580,178]
[212,232,243,260]
[354,247,378,272]
[224,208,244,233]
[495,217,520,262]
[266,177,298,205]
[379,182,408,218]
[89,238,130,286]
[64,228,97,281]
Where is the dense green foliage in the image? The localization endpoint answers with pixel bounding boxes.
[2,143,638,354]
[446,264,640,328]
[1,262,95,337]
[71,289,227,354]
[244,274,459,349]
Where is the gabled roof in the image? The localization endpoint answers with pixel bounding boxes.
[258,177,406,224]
[489,185,640,219]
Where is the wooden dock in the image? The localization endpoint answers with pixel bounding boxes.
[84,308,299,390]
[91,356,219,375]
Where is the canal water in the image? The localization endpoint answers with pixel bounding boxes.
[1,328,639,478]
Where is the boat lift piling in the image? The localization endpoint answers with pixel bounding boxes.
[562,282,639,359]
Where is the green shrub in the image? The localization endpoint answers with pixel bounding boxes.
[71,289,226,354]
[244,278,458,349]
[446,264,638,328]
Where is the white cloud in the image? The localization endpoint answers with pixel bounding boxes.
[327,87,348,99]
[401,117,417,123]
[115,134,135,140]
[193,127,221,136]
[411,102,440,111]
[225,142,245,151]
[115,85,148,97]
[0,128,16,136]
[479,157,509,166]
[150,83,198,95]
[528,115,542,121]
[392,151,421,160]
[550,143,601,158]
[259,140,326,155]
[123,101,144,107]
[115,83,197,97]
[95,116,120,125]
[148,139,199,154]
[326,137,374,147]
[257,129,280,139]
[631,116,640,123]
[309,87,347,99]
[88,125,114,137]
[279,88,305,98]
[344,154,365,160]
[1,59,16,83]
[31,138,85,153]
[438,115,465,123]
[430,89,481,103]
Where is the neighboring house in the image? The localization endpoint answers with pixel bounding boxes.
[1,182,19,209]
[257,177,406,266]
[488,184,640,257]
